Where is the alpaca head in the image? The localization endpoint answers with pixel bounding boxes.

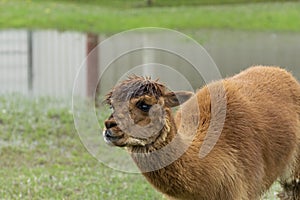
[103,75,193,148]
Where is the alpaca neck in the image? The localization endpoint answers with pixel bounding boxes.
[138,122,194,197]
[129,109,185,153]
[129,113,190,173]
[129,111,205,198]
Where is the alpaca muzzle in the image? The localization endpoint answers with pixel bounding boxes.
[103,128,125,146]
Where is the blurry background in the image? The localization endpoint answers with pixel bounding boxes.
[1,0,300,98]
[0,0,299,199]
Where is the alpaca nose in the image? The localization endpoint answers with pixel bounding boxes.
[105,120,117,129]
[104,129,114,138]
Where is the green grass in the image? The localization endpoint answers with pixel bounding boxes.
[0,94,163,199]
[0,94,285,199]
[34,0,299,7]
[0,0,300,34]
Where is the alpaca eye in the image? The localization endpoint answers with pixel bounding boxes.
[136,101,152,112]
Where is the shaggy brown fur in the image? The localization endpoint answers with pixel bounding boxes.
[103,66,300,200]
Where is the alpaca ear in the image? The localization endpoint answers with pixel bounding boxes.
[164,91,194,107]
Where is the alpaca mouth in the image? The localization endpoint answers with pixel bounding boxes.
[103,129,124,145]
[103,128,161,147]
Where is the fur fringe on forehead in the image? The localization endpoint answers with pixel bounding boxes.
[105,75,166,104]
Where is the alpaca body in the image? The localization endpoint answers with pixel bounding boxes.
[104,66,300,200]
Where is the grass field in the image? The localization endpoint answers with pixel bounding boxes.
[38,0,299,7]
[0,95,283,199]
[0,1,300,33]
[0,95,163,199]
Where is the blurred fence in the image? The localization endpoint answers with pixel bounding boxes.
[0,29,300,99]
[0,30,28,95]
[0,30,87,98]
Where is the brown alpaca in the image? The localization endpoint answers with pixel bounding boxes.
[103,66,300,200]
